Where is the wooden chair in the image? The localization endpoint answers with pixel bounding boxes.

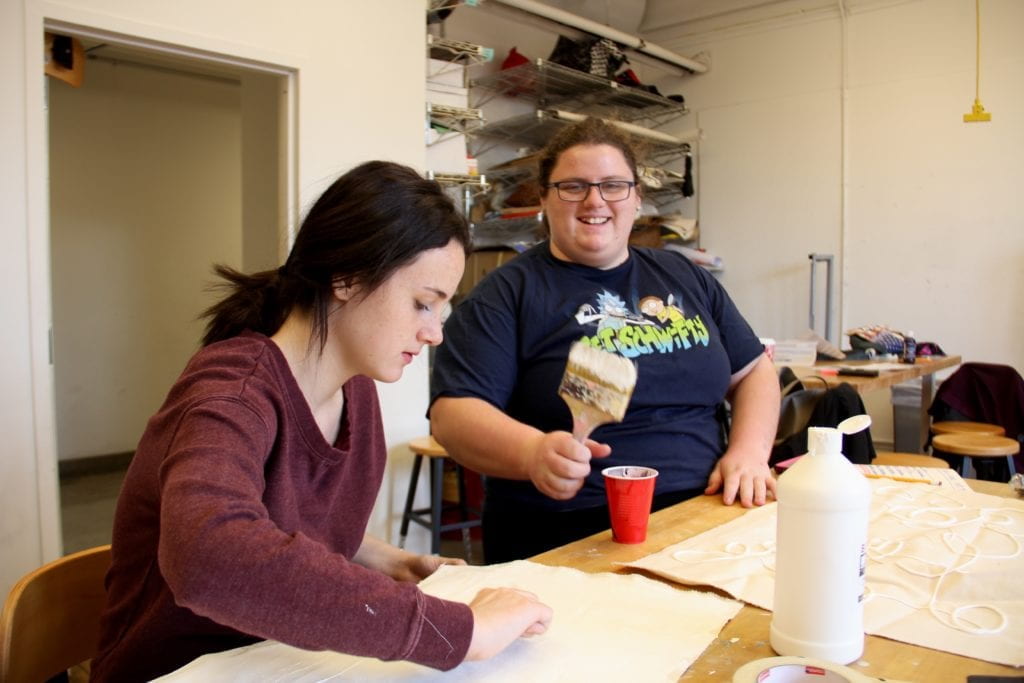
[0,545,111,683]
[872,451,950,468]
[398,436,481,560]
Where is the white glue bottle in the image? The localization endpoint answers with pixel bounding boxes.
[769,424,872,664]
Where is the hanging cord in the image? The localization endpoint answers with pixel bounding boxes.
[974,0,981,102]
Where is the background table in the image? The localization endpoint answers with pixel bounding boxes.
[790,355,961,452]
[531,477,1019,682]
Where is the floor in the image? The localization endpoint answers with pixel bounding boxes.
[60,465,482,563]
[60,468,125,554]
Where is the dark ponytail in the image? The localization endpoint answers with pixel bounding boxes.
[201,161,470,348]
[200,266,286,347]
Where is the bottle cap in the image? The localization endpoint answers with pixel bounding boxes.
[808,426,842,455]
[837,414,871,435]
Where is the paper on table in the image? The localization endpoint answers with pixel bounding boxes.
[155,560,743,682]
[627,481,1024,667]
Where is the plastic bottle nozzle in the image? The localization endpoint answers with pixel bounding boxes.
[808,427,843,455]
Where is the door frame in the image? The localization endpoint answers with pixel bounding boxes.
[26,6,299,560]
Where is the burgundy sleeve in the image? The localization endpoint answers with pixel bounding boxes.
[155,398,473,670]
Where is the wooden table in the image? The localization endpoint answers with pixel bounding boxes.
[531,477,1019,682]
[790,355,962,452]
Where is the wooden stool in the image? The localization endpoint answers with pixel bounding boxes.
[872,451,950,469]
[931,421,1005,436]
[928,422,1005,470]
[398,436,481,559]
[931,433,1020,482]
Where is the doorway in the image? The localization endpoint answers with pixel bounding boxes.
[39,23,296,553]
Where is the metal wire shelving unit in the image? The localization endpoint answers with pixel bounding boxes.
[470,59,688,129]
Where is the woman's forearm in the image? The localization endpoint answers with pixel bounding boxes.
[726,354,781,460]
[429,397,544,480]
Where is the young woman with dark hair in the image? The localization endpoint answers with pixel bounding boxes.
[91,161,551,682]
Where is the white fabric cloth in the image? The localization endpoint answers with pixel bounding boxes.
[628,480,1024,667]
[156,560,743,682]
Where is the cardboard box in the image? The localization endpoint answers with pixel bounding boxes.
[457,250,518,299]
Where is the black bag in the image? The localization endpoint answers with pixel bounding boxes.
[771,374,876,466]
[774,375,828,449]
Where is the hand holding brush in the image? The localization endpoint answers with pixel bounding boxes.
[513,343,638,501]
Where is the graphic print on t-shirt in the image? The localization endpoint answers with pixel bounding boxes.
[573,289,709,359]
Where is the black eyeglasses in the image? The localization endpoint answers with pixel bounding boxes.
[546,180,636,202]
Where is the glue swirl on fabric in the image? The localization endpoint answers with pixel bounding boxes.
[673,541,776,571]
[864,491,1023,636]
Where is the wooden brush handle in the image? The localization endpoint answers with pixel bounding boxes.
[566,398,613,442]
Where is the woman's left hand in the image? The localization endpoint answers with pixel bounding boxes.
[704,448,776,507]
[393,552,466,583]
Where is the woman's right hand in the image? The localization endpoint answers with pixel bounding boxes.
[526,432,611,500]
[464,587,553,661]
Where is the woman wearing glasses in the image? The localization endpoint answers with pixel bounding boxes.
[430,118,780,562]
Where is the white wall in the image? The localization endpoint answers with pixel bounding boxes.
[49,58,243,460]
[687,21,843,342]
[0,0,49,599]
[650,0,1024,441]
[842,0,1024,365]
[3,0,432,596]
[240,71,288,272]
[647,0,1024,365]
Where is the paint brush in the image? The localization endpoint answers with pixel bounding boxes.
[558,342,638,441]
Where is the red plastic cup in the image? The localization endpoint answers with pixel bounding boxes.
[602,466,659,544]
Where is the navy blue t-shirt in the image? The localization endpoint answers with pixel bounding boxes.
[431,242,764,510]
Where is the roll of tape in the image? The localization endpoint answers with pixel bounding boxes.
[732,656,912,683]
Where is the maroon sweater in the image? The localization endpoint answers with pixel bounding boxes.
[91,332,473,682]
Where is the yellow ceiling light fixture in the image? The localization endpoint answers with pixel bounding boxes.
[963,0,992,122]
